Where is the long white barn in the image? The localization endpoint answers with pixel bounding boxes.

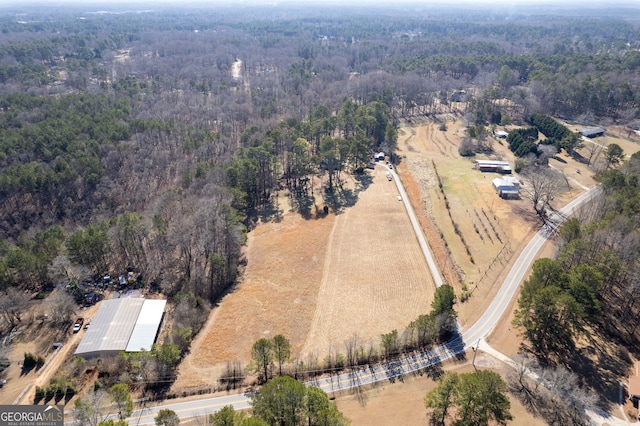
[75,298,166,359]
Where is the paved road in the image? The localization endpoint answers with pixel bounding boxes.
[122,185,601,425]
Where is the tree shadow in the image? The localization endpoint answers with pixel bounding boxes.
[563,337,631,413]
[445,333,467,362]
[290,190,316,219]
[353,170,373,191]
[421,351,445,380]
[253,198,284,223]
[322,172,372,214]
[385,359,405,384]
[21,363,36,376]
[510,202,544,227]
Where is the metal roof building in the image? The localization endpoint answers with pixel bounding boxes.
[474,159,512,174]
[126,299,167,352]
[579,127,605,138]
[75,298,166,359]
[492,177,520,199]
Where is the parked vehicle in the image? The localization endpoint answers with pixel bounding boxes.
[72,318,84,333]
[386,172,392,181]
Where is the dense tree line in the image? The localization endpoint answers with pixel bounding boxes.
[514,152,640,359]
[227,99,396,213]
[506,354,597,426]
[507,127,539,158]
[530,113,581,154]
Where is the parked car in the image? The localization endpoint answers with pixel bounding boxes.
[84,318,91,330]
[72,318,84,333]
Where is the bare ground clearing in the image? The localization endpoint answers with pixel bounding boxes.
[0,301,101,405]
[174,165,436,389]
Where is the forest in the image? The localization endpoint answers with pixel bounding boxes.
[0,3,637,298]
[0,1,640,407]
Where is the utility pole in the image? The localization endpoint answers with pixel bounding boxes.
[472,338,481,371]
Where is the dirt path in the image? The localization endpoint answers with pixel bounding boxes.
[0,302,101,406]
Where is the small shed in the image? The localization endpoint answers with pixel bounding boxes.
[579,127,605,138]
[492,177,520,199]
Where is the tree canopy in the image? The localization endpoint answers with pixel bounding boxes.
[425,370,512,426]
[250,376,349,426]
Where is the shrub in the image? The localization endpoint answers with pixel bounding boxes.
[23,353,38,370]
[514,158,528,173]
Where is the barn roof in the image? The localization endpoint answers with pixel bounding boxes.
[126,299,167,352]
[579,127,605,137]
[75,298,166,358]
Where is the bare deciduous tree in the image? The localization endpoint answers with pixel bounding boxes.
[506,354,597,426]
[45,291,77,325]
[522,166,563,219]
[73,389,111,426]
[0,288,30,330]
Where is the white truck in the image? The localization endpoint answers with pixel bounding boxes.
[386,172,392,181]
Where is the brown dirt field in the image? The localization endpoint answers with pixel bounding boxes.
[174,165,436,389]
[397,120,535,330]
[335,353,546,426]
[395,119,595,330]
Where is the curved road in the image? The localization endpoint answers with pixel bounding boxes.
[123,182,601,425]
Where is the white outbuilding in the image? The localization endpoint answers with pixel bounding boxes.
[75,298,166,359]
[492,177,520,199]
